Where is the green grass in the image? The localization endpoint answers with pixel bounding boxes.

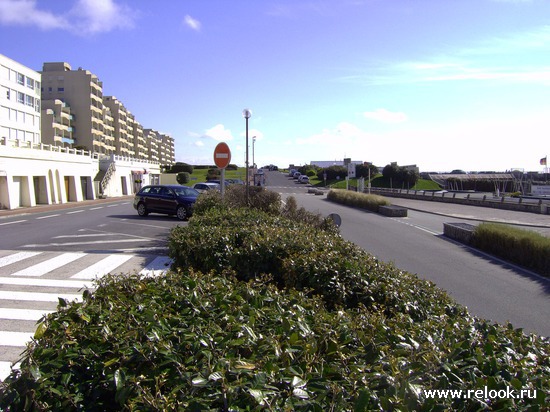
[473,223,550,276]
[187,167,247,183]
[326,189,391,212]
[315,175,441,191]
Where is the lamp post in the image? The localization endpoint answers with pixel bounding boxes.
[242,108,252,205]
[252,136,256,170]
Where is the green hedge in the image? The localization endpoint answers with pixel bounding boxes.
[327,189,390,212]
[1,209,549,410]
[473,223,550,276]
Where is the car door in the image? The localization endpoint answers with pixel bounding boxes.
[157,186,177,213]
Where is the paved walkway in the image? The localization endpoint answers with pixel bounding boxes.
[0,196,134,219]
[390,197,550,229]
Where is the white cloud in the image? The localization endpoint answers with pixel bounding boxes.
[194,141,204,147]
[204,124,233,141]
[364,109,408,123]
[0,0,137,34]
[69,0,136,34]
[183,14,201,31]
[0,0,67,29]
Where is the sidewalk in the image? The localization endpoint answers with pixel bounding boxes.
[0,196,134,219]
[390,197,550,229]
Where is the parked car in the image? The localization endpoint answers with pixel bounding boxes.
[288,169,297,177]
[293,172,301,179]
[207,179,230,187]
[133,184,199,220]
[193,182,221,193]
[298,175,310,184]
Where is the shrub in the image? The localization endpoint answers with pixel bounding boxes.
[176,171,190,184]
[1,211,549,410]
[327,189,390,212]
[472,223,550,276]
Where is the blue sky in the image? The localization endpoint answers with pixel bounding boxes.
[2,0,550,172]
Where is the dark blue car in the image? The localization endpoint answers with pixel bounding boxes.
[133,184,199,220]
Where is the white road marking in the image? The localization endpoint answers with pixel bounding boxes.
[66,210,84,214]
[0,220,27,226]
[140,256,172,276]
[0,290,82,302]
[0,308,54,321]
[52,234,113,239]
[35,214,60,219]
[89,207,103,210]
[0,361,21,381]
[23,239,146,248]
[0,276,93,289]
[0,331,33,347]
[0,251,42,268]
[10,253,86,277]
[72,254,134,279]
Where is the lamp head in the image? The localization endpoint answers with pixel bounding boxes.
[242,108,252,119]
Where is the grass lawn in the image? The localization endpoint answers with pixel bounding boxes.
[312,175,441,191]
[187,167,248,183]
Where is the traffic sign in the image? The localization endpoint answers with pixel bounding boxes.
[213,142,231,169]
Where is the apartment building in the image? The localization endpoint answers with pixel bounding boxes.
[103,96,135,158]
[40,99,74,146]
[41,62,111,154]
[0,54,42,145]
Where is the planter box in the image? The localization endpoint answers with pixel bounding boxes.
[443,222,476,244]
[379,205,408,217]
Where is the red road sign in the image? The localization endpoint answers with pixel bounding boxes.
[213,142,231,169]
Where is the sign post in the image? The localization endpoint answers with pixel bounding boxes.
[213,142,231,199]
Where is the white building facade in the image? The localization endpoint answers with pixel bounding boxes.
[0,54,41,145]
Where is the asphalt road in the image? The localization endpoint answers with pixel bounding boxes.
[266,170,550,338]
[0,198,184,379]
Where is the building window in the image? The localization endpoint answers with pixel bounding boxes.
[35,99,40,113]
[26,95,34,107]
[57,87,64,92]
[17,73,24,85]
[26,77,34,89]
[17,91,24,104]
[6,90,9,100]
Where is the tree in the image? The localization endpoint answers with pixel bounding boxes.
[166,163,193,174]
[356,164,379,179]
[176,172,190,184]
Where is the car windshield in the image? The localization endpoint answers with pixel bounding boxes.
[173,187,199,197]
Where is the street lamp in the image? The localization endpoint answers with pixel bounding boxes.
[252,136,256,170]
[242,108,252,205]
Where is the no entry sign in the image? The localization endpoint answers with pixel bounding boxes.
[213,142,231,169]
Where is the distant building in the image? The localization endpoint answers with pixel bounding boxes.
[0,54,42,145]
[310,160,363,168]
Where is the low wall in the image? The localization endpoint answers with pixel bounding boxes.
[369,188,548,215]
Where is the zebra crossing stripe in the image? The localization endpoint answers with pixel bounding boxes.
[0,276,93,289]
[139,256,172,276]
[0,290,82,302]
[71,254,134,279]
[0,331,34,347]
[9,253,87,277]
[0,251,42,268]
[0,308,55,321]
[0,361,20,382]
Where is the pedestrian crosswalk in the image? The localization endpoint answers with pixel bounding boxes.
[0,249,173,381]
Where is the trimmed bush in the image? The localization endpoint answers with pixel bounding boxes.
[327,189,390,212]
[473,223,550,276]
[1,209,549,410]
[176,171,190,184]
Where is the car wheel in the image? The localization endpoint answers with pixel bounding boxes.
[176,206,187,220]
[137,202,148,217]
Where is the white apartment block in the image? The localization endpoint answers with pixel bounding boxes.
[0,54,41,145]
[0,55,172,210]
